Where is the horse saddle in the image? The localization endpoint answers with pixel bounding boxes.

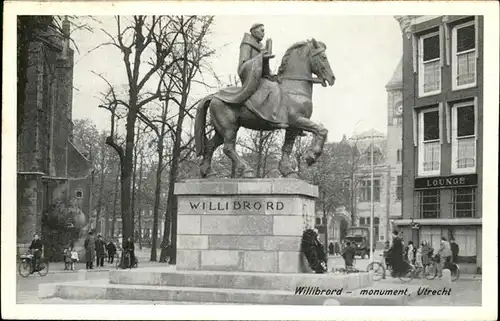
[216,78,289,127]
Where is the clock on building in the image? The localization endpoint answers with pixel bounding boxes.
[394,101,403,116]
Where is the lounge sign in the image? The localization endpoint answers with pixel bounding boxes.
[415,174,478,189]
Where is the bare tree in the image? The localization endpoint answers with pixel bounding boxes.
[97,16,181,241]
[158,16,215,264]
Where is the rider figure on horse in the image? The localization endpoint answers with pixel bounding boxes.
[238,23,277,84]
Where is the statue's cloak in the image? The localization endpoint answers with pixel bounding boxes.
[214,33,288,126]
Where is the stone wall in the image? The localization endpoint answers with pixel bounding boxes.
[175,179,317,273]
[17,174,43,244]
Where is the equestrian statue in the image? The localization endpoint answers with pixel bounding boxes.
[195,23,336,178]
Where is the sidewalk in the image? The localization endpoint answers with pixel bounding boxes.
[46,249,168,274]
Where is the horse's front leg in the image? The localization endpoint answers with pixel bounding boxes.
[279,129,300,178]
[289,116,328,166]
[222,129,254,178]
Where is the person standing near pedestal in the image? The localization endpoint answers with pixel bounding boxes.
[84,231,95,270]
[95,234,106,267]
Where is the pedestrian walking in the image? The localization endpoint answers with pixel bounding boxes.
[450,238,459,263]
[107,240,117,264]
[63,248,72,270]
[334,241,340,256]
[420,240,432,274]
[406,241,416,265]
[84,231,95,270]
[95,234,106,267]
[328,242,334,255]
[70,247,79,270]
[415,246,423,278]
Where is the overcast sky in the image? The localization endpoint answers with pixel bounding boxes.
[71,15,402,142]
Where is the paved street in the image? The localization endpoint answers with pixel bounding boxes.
[16,249,169,303]
[16,248,481,306]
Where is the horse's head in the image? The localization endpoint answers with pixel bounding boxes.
[309,38,335,87]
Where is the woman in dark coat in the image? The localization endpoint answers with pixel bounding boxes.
[389,231,405,276]
[420,240,432,272]
[107,240,117,264]
[95,234,106,267]
[84,232,96,269]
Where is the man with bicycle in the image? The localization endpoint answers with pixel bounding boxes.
[389,230,407,277]
[29,234,43,273]
[435,236,452,278]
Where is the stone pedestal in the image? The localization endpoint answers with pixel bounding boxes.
[174,179,318,273]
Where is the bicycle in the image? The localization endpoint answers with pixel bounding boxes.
[426,255,460,282]
[366,254,391,281]
[18,251,49,277]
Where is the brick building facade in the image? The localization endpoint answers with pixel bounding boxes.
[394,15,483,272]
[17,20,92,253]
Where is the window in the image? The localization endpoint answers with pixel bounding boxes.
[452,187,476,218]
[366,217,371,225]
[396,149,402,163]
[452,102,476,173]
[396,175,403,200]
[418,31,441,96]
[452,20,476,90]
[417,190,440,218]
[418,108,441,176]
[359,217,365,225]
[374,217,380,225]
[359,179,381,202]
[75,189,83,199]
[315,217,322,225]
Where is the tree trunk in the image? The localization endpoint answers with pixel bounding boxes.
[160,94,187,264]
[111,165,120,238]
[95,138,107,234]
[150,143,164,261]
[137,154,144,250]
[131,125,139,240]
[120,99,138,243]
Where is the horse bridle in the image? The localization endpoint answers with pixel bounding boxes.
[278,45,327,84]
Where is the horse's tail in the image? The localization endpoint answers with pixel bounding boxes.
[195,95,213,157]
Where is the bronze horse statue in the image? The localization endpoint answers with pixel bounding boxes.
[195,39,335,178]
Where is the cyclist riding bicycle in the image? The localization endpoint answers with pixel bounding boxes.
[29,234,43,273]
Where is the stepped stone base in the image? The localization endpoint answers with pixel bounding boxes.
[174,179,318,273]
[39,268,384,305]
